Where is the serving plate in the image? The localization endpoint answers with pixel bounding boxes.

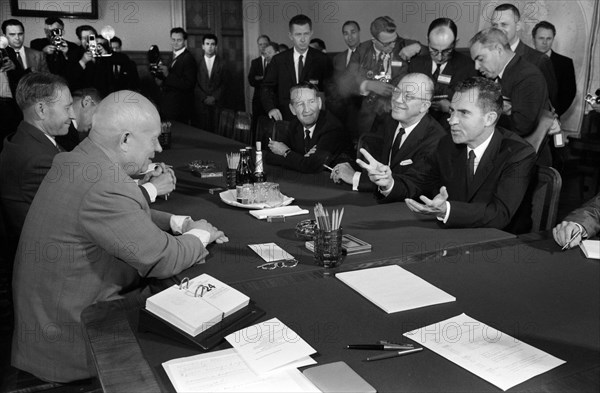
[218,190,293,209]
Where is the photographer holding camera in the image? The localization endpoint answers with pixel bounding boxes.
[30,17,80,77]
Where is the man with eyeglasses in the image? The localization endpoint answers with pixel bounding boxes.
[358,77,536,233]
[347,16,423,140]
[267,82,347,173]
[330,73,445,192]
[408,18,477,130]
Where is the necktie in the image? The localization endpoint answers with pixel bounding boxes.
[389,127,405,165]
[377,52,385,73]
[15,51,24,69]
[467,150,476,185]
[56,143,64,153]
[297,54,304,83]
[432,64,441,82]
[113,64,120,79]
[170,54,178,68]
[263,58,267,74]
[304,129,311,153]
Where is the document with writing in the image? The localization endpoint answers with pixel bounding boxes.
[336,265,455,313]
[403,313,566,391]
[163,348,319,392]
[225,317,317,375]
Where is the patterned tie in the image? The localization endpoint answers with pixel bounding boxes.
[15,51,25,70]
[432,64,441,82]
[56,143,64,153]
[389,127,405,165]
[304,129,311,153]
[297,54,304,83]
[467,150,476,185]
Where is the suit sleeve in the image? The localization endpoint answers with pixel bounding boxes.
[557,58,577,116]
[260,56,279,112]
[20,153,55,204]
[446,147,536,229]
[538,55,558,111]
[248,59,261,88]
[80,180,208,279]
[213,62,225,102]
[564,193,600,238]
[500,73,548,137]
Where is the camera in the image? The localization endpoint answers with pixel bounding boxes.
[585,89,600,105]
[49,28,65,48]
[147,45,164,79]
[0,36,9,65]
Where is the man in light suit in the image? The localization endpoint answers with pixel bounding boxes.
[532,21,576,118]
[553,193,600,249]
[358,77,536,233]
[11,91,228,383]
[156,27,197,124]
[331,73,445,192]
[2,19,49,75]
[194,34,225,132]
[267,82,348,173]
[261,14,333,121]
[491,4,558,108]
[408,18,477,130]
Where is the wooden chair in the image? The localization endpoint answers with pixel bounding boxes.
[530,165,562,232]
[216,109,235,139]
[233,111,252,145]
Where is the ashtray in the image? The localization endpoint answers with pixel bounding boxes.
[295,219,317,239]
[188,160,223,178]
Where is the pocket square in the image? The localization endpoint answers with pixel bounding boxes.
[400,159,413,166]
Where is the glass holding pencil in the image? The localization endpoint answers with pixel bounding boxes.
[313,203,344,268]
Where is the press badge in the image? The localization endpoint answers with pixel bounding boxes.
[437,74,452,84]
[391,60,403,67]
[309,79,319,85]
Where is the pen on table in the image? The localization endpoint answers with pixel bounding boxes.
[562,229,581,251]
[364,347,423,362]
[347,344,414,350]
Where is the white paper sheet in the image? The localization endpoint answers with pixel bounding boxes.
[248,243,296,262]
[580,240,600,259]
[336,265,455,313]
[403,313,566,391]
[225,317,317,375]
[163,348,319,392]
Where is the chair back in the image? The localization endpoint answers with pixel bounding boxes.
[531,165,562,232]
[233,111,252,145]
[255,116,290,147]
[216,109,235,139]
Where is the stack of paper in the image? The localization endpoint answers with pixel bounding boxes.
[248,243,295,263]
[404,314,565,391]
[146,274,250,336]
[580,240,600,259]
[336,265,455,313]
[249,205,308,219]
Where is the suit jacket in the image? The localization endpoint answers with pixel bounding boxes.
[30,37,80,77]
[565,193,600,238]
[248,56,267,102]
[261,48,333,120]
[23,47,49,73]
[11,137,208,382]
[266,110,346,173]
[195,54,225,103]
[379,127,536,231]
[0,121,63,236]
[498,54,549,137]
[408,51,477,129]
[549,51,577,117]
[161,49,197,122]
[88,52,140,97]
[514,40,558,109]
[355,113,445,191]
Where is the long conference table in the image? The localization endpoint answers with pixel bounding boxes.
[80,123,599,392]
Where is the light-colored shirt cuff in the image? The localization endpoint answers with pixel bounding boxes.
[170,215,211,246]
[359,80,369,96]
[352,172,361,191]
[436,201,451,224]
[378,179,395,197]
[141,183,158,203]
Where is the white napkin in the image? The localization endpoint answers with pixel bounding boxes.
[249,205,309,220]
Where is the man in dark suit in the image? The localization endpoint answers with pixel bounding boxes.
[2,19,49,75]
[532,21,576,118]
[345,16,422,139]
[0,73,74,239]
[408,18,477,130]
[0,41,25,139]
[194,34,225,132]
[261,14,333,121]
[267,82,347,173]
[331,73,445,192]
[11,91,227,383]
[553,192,600,249]
[491,4,558,109]
[156,27,197,123]
[470,28,549,138]
[248,35,271,134]
[358,77,536,232]
[29,17,80,77]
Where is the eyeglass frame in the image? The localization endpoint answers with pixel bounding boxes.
[372,36,396,50]
[256,259,299,270]
[428,42,455,57]
[392,87,431,103]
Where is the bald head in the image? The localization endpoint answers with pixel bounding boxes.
[428,25,456,64]
[391,73,433,126]
[89,91,162,175]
